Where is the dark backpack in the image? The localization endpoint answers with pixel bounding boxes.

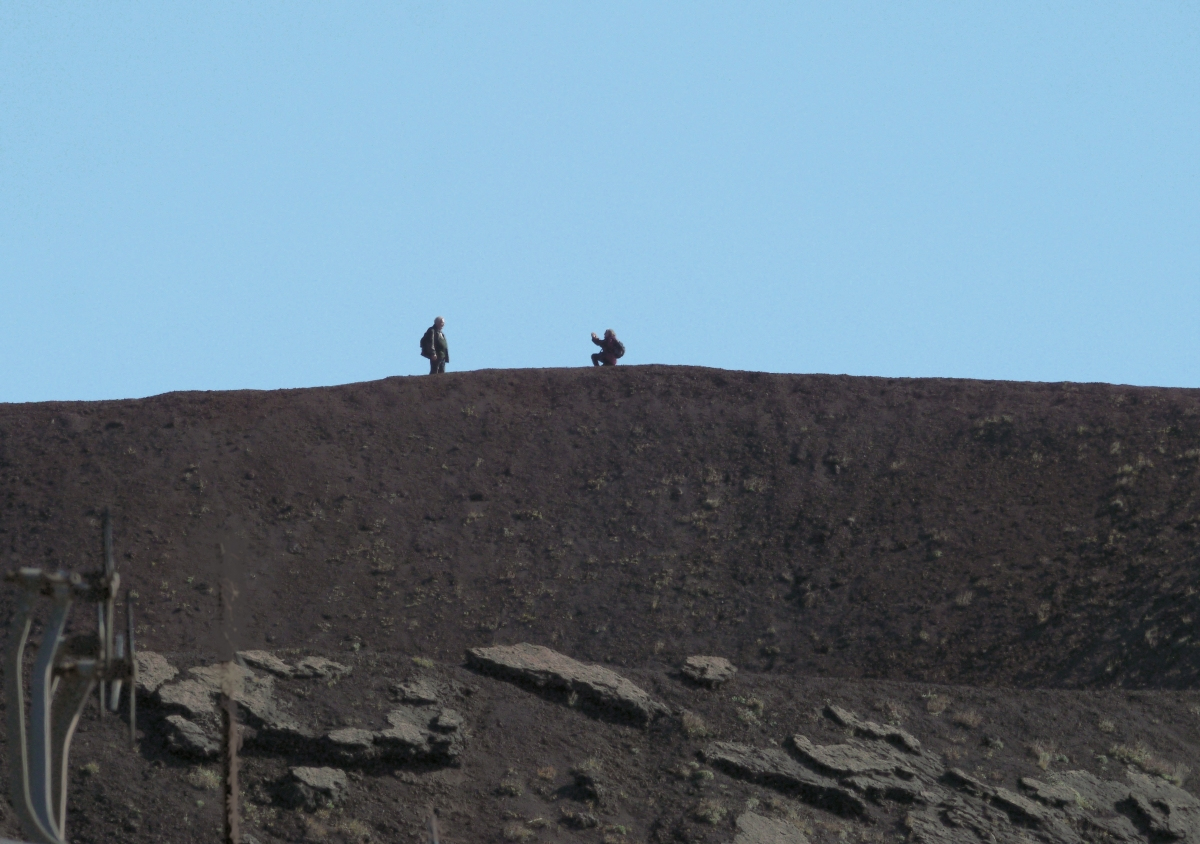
[419,328,435,358]
[613,340,625,359]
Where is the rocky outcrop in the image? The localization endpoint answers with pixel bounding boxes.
[732,812,810,844]
[134,651,178,694]
[705,705,1200,844]
[392,679,439,704]
[237,650,295,678]
[322,706,465,764]
[293,656,351,680]
[234,651,350,682]
[281,767,348,811]
[164,714,218,758]
[149,653,460,767]
[700,742,867,817]
[465,643,669,725]
[681,656,737,688]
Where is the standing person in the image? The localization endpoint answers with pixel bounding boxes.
[420,317,449,374]
[590,329,624,366]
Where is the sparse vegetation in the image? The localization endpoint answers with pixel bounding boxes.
[681,710,711,738]
[184,767,221,791]
[340,818,372,841]
[1110,742,1191,786]
[952,709,983,729]
[691,798,727,825]
[410,656,435,668]
[923,693,950,716]
[497,769,524,797]
[1030,742,1056,770]
[875,699,909,726]
[1097,718,1116,734]
[502,822,533,842]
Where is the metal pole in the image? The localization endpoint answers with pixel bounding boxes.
[428,807,440,844]
[126,591,137,748]
[222,691,241,844]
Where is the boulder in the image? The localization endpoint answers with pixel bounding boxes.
[165,715,218,759]
[281,767,348,811]
[238,650,295,678]
[1121,769,1200,841]
[432,708,463,732]
[701,742,866,817]
[682,656,737,688]
[293,656,350,680]
[157,662,309,747]
[325,728,378,762]
[1018,776,1082,808]
[824,704,922,754]
[188,662,254,695]
[158,679,219,722]
[377,707,464,762]
[466,643,669,725]
[733,812,810,844]
[134,651,178,694]
[392,679,439,704]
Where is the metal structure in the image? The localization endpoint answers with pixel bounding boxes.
[4,511,136,844]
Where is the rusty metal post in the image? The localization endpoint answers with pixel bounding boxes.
[222,690,241,844]
[428,806,440,844]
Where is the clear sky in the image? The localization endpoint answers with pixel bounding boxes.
[2,3,1197,403]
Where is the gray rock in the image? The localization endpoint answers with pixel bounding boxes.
[466,643,669,725]
[157,661,310,746]
[327,728,376,750]
[376,707,464,762]
[904,799,1041,844]
[293,656,350,680]
[282,766,348,810]
[392,679,439,704]
[682,655,737,688]
[733,812,810,844]
[1019,776,1082,808]
[158,679,219,722]
[711,705,1200,844]
[324,728,378,762]
[1121,769,1200,841]
[238,650,295,678]
[825,704,922,754]
[792,734,916,778]
[234,674,308,737]
[432,708,463,732]
[165,715,218,759]
[701,742,867,817]
[791,734,933,803]
[188,662,255,695]
[134,651,178,694]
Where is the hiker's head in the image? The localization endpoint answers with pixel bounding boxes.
[434,316,445,330]
[604,329,615,340]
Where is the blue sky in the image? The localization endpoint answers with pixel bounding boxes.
[2,3,1197,402]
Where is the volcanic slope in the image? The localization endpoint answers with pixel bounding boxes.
[2,365,1199,691]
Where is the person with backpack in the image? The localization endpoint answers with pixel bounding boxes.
[420,316,449,374]
[590,329,624,366]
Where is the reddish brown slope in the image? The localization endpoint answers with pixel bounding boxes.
[1,366,1198,690]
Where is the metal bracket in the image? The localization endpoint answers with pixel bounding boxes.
[4,511,136,844]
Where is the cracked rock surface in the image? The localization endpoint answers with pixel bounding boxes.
[466,643,670,725]
[705,705,1200,844]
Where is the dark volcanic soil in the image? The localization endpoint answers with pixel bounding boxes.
[1,366,1198,843]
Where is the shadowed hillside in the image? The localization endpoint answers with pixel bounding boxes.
[3,366,1199,690]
